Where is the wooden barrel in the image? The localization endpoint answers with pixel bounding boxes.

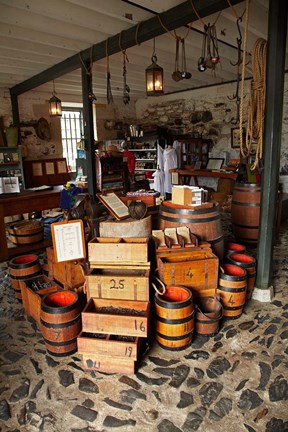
[227,253,256,301]
[231,183,261,245]
[158,201,224,260]
[40,291,82,357]
[8,220,44,245]
[9,254,42,301]
[224,241,246,258]
[217,264,247,319]
[155,285,194,351]
[195,295,223,335]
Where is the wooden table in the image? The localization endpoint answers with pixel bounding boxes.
[175,169,238,186]
[0,186,62,262]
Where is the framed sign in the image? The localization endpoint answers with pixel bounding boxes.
[231,127,246,148]
[206,158,224,170]
[51,219,86,262]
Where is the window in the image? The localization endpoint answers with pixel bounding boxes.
[61,108,84,172]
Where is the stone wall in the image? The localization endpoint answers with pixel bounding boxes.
[135,76,288,176]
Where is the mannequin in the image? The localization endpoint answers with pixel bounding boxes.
[163,144,178,197]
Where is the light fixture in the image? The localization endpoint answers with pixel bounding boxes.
[49,80,62,117]
[145,38,164,96]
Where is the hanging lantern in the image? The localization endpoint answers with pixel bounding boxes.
[145,39,164,96]
[49,80,62,117]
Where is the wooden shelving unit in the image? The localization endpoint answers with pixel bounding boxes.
[100,156,128,194]
[0,146,25,191]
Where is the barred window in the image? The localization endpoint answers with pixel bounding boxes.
[60,109,84,172]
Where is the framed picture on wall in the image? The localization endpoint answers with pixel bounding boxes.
[231,127,246,148]
[206,158,224,170]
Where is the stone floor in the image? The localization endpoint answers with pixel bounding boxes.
[0,214,287,432]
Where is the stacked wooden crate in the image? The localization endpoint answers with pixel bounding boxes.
[77,237,151,374]
[153,227,219,298]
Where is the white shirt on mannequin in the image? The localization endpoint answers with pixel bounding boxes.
[163,145,178,194]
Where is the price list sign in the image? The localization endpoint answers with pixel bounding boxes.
[51,219,86,262]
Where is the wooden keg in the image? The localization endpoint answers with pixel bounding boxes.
[195,295,223,335]
[158,201,224,260]
[154,285,194,351]
[217,264,247,319]
[40,291,82,356]
[224,241,246,258]
[231,183,261,245]
[227,253,256,300]
[9,254,42,301]
[8,220,44,245]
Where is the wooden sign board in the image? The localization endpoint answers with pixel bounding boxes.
[51,219,86,263]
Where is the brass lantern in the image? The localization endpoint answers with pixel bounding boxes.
[49,80,62,117]
[145,39,164,96]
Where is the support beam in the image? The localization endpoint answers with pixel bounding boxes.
[81,64,97,198]
[9,92,20,127]
[9,0,243,96]
[253,0,288,302]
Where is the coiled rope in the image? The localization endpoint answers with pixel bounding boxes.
[239,0,267,170]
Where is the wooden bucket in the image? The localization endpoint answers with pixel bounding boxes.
[8,220,44,245]
[158,201,224,260]
[154,285,194,351]
[227,253,256,300]
[231,183,261,245]
[40,291,82,356]
[9,254,42,301]
[195,295,223,335]
[224,241,246,258]
[217,264,247,319]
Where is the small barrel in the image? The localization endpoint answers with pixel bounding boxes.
[155,285,194,351]
[231,183,261,245]
[195,295,223,335]
[158,201,224,260]
[227,253,256,300]
[8,220,44,245]
[224,241,246,258]
[40,291,82,357]
[217,264,247,319]
[9,254,42,301]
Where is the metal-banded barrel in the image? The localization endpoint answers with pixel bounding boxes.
[158,201,224,260]
[9,254,42,301]
[217,264,247,319]
[155,285,194,351]
[231,183,261,245]
[227,253,256,300]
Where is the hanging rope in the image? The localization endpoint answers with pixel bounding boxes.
[226,0,246,20]
[244,38,267,168]
[190,0,221,26]
[239,0,250,156]
[106,38,113,104]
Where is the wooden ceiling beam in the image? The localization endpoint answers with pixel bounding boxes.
[10,0,243,96]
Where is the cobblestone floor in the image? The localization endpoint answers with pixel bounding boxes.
[0,214,287,432]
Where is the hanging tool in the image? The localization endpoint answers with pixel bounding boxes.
[181,38,192,79]
[228,17,246,124]
[172,37,182,82]
[122,50,130,105]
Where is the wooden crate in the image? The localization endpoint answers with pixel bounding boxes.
[157,251,219,298]
[77,332,141,360]
[20,275,62,325]
[86,268,150,301]
[46,247,85,290]
[88,237,149,267]
[81,352,136,374]
[81,298,150,337]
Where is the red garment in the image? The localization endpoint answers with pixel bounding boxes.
[123,149,136,174]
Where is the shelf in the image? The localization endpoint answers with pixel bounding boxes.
[130,148,156,152]
[135,159,155,162]
[135,168,155,172]
[0,162,20,167]
[102,175,123,183]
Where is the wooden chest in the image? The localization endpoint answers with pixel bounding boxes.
[81,298,150,337]
[88,237,149,267]
[86,268,150,301]
[157,250,219,298]
[20,275,62,325]
[46,247,85,290]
